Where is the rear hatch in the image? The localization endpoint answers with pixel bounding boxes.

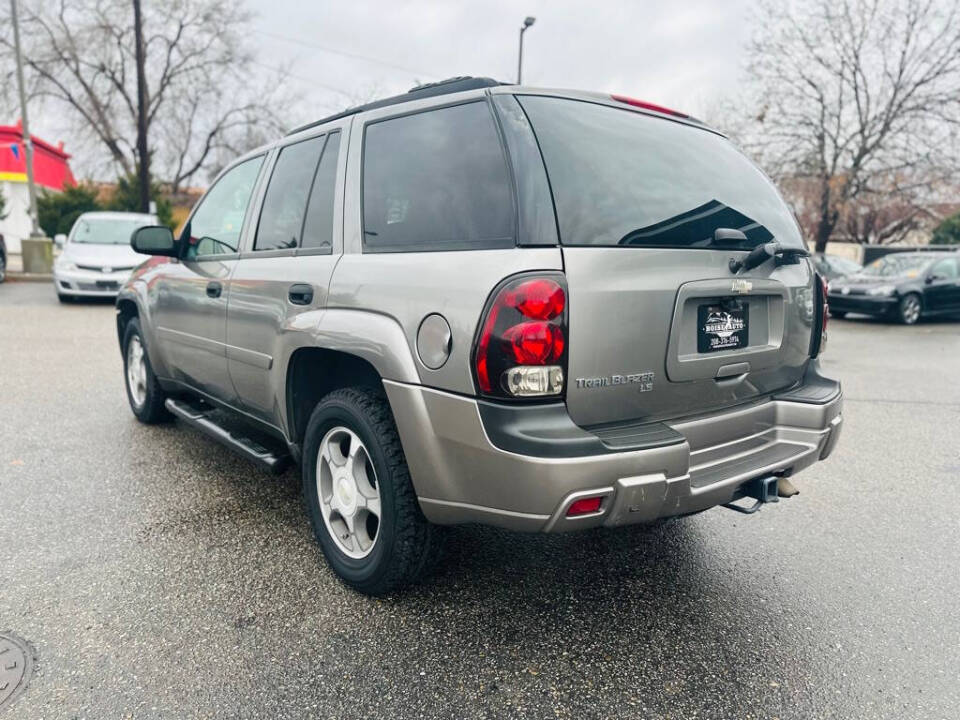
[518,95,815,427]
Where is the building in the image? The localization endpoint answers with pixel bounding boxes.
[0,120,76,254]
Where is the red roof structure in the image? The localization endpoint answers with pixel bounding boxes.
[0,119,75,191]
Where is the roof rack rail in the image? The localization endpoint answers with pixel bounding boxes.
[286,76,506,136]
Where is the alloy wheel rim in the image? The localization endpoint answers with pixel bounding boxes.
[316,426,381,559]
[126,335,147,408]
[903,296,920,323]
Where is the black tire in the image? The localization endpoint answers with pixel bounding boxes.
[828,309,846,319]
[0,254,6,283]
[896,293,922,325]
[57,292,72,303]
[122,317,170,423]
[302,386,443,595]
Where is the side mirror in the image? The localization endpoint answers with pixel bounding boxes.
[54,234,67,248]
[131,225,177,257]
[926,274,942,284]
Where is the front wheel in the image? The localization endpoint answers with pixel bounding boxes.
[828,309,846,319]
[302,387,442,595]
[122,318,170,423]
[897,293,922,325]
[0,254,6,283]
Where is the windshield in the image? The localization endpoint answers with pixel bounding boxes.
[517,96,806,251]
[72,217,154,245]
[830,256,862,274]
[861,255,930,278]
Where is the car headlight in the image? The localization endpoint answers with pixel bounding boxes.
[55,257,78,272]
[867,285,896,296]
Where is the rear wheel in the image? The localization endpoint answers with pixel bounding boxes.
[897,293,922,325]
[122,318,170,423]
[302,386,442,595]
[0,254,6,283]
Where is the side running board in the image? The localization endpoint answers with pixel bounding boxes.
[164,398,291,475]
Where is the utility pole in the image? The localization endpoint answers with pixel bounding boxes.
[133,0,150,213]
[10,0,40,237]
[517,16,536,85]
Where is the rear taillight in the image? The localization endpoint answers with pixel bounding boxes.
[811,273,828,357]
[473,274,568,399]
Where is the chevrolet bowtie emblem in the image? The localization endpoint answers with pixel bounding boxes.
[731,279,753,294]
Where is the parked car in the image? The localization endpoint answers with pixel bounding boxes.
[812,253,862,282]
[54,211,157,301]
[0,233,6,283]
[116,77,843,594]
[827,252,960,324]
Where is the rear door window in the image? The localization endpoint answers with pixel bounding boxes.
[362,101,515,252]
[518,96,806,251]
[301,132,341,251]
[254,136,326,251]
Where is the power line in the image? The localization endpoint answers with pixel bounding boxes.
[248,59,353,108]
[253,29,438,81]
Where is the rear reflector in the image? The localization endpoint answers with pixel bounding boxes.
[610,94,689,119]
[567,496,603,516]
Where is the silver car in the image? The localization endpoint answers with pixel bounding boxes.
[117,77,843,594]
[54,211,157,301]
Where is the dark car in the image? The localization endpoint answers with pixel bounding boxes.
[812,253,862,282]
[827,252,960,324]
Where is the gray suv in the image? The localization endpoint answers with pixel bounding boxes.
[118,77,843,594]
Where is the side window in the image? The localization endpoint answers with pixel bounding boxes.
[362,101,514,252]
[254,135,326,251]
[931,258,958,279]
[186,156,264,258]
[301,132,341,251]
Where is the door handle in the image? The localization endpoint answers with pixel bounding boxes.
[206,281,222,298]
[288,284,314,306]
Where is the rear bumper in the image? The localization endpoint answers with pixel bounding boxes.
[385,366,843,532]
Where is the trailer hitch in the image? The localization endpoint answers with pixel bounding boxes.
[722,475,780,515]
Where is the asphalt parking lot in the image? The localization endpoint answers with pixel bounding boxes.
[1,279,959,719]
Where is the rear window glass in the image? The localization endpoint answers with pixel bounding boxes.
[362,101,515,252]
[301,132,341,251]
[518,96,805,251]
[255,136,325,251]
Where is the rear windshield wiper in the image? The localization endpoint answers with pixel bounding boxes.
[718,229,808,274]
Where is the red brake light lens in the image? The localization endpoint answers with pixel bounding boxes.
[474,275,568,398]
[610,94,689,119]
[567,496,603,516]
[504,279,565,320]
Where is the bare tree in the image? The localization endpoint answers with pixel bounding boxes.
[740,0,960,251]
[0,0,288,191]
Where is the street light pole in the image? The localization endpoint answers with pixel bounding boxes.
[517,16,536,85]
[9,0,41,237]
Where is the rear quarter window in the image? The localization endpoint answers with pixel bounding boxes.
[518,96,805,251]
[361,101,515,253]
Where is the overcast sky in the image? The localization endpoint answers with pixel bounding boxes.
[23,0,756,179]
[246,0,755,127]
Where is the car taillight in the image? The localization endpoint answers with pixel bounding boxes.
[474,274,567,399]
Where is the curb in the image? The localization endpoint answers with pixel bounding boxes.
[6,272,53,283]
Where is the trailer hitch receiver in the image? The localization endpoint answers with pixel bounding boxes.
[722,475,780,515]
